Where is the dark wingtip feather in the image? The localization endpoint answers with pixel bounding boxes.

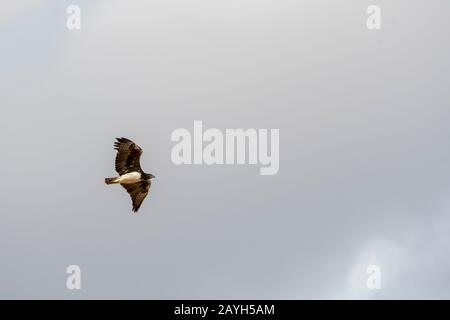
[114,137,131,150]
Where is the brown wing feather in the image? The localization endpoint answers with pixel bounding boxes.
[114,137,143,175]
[121,181,151,212]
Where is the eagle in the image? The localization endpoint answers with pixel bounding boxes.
[105,138,155,212]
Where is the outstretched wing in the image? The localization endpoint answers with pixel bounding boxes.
[114,137,143,175]
[121,181,151,212]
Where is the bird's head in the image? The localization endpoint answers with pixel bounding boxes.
[143,173,155,180]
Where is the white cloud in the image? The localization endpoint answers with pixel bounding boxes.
[339,199,450,299]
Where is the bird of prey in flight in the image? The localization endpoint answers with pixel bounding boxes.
[105,138,155,212]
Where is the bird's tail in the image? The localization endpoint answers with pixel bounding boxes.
[105,177,119,184]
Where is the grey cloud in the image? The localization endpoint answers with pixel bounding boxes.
[1,0,450,299]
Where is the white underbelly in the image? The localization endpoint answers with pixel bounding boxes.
[118,172,141,184]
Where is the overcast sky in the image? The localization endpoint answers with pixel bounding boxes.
[1,0,450,299]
